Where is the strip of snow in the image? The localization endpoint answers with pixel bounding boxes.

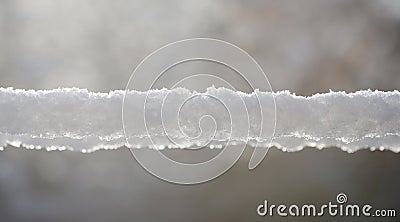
[0,87,399,153]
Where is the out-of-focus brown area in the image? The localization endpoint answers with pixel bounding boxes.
[1,0,400,95]
[0,0,399,221]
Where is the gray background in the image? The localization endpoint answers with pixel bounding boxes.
[0,0,399,221]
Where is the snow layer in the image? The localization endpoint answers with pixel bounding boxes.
[0,87,399,153]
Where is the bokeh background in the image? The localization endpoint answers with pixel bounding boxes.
[0,0,399,221]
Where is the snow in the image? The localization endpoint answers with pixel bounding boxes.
[0,87,399,153]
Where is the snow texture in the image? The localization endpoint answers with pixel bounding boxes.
[0,87,399,153]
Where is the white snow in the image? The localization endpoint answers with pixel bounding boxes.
[0,87,399,153]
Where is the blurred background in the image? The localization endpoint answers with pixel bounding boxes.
[0,0,399,221]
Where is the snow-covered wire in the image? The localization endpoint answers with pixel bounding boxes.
[0,87,399,153]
